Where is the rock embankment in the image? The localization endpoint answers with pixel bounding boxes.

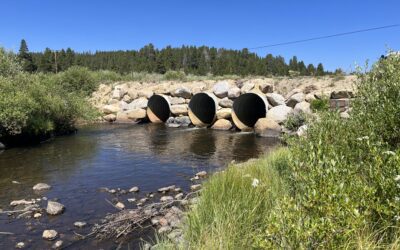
[91,77,355,137]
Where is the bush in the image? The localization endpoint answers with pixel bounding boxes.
[284,112,307,131]
[0,47,22,77]
[57,66,97,95]
[310,96,329,112]
[163,70,187,81]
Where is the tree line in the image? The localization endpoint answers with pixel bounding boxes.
[18,39,331,76]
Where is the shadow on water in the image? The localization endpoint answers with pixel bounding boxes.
[0,123,279,249]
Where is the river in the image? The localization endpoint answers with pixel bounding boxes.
[0,123,278,249]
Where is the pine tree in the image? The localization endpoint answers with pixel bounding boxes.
[316,63,325,76]
[18,39,36,72]
[307,64,316,76]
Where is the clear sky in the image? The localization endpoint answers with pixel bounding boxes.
[1,0,399,71]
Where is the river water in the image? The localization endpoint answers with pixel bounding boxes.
[0,123,278,249]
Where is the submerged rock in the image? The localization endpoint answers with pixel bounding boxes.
[10,199,35,206]
[42,229,58,240]
[33,183,51,191]
[129,186,140,193]
[46,201,65,215]
[52,240,63,249]
[74,221,87,228]
[158,185,176,193]
[15,242,25,249]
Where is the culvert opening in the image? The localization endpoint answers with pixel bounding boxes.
[147,95,171,123]
[188,93,217,127]
[232,93,267,129]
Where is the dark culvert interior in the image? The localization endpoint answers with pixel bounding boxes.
[147,95,171,122]
[232,93,267,128]
[189,93,217,125]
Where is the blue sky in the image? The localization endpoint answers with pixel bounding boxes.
[1,0,399,71]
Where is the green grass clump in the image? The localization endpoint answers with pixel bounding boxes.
[310,96,329,112]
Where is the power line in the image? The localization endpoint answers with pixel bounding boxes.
[249,24,399,50]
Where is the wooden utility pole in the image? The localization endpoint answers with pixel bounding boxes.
[54,51,58,73]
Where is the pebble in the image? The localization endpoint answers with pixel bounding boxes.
[42,229,58,240]
[46,201,65,215]
[15,242,25,249]
[174,187,182,192]
[33,213,42,218]
[158,185,175,193]
[158,226,172,234]
[195,171,207,178]
[74,221,87,228]
[190,184,202,191]
[115,202,125,210]
[127,198,136,203]
[129,186,139,192]
[109,189,117,194]
[52,240,63,249]
[174,193,184,199]
[12,180,21,184]
[160,196,174,202]
[33,183,51,191]
[139,197,148,203]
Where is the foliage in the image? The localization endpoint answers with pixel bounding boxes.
[163,70,187,81]
[284,112,307,131]
[310,96,329,111]
[56,66,97,95]
[18,39,36,72]
[0,48,22,77]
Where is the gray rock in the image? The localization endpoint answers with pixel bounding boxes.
[74,221,87,228]
[52,240,63,249]
[46,201,65,215]
[171,87,191,99]
[266,105,293,124]
[266,93,285,106]
[126,97,148,110]
[138,89,154,99]
[158,226,172,234]
[296,125,308,137]
[174,193,184,199]
[0,142,5,150]
[129,186,140,192]
[103,114,116,122]
[216,108,232,119]
[160,196,174,202]
[228,86,241,98]
[158,185,176,193]
[294,101,311,114]
[33,183,51,191]
[219,97,233,108]
[170,97,186,105]
[190,184,202,191]
[195,171,207,178]
[213,81,230,98]
[115,202,125,210]
[286,93,305,108]
[42,229,58,240]
[211,119,232,130]
[240,82,255,94]
[175,116,191,126]
[170,105,188,116]
[15,242,25,249]
[10,199,35,206]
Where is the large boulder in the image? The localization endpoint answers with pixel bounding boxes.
[170,97,186,105]
[127,89,138,100]
[126,109,147,119]
[102,104,120,114]
[174,116,191,126]
[266,93,285,106]
[228,86,241,99]
[240,82,255,94]
[138,89,154,99]
[211,119,232,130]
[171,86,191,99]
[213,81,230,98]
[294,101,311,114]
[330,90,354,99]
[219,97,233,108]
[170,104,188,116]
[286,93,305,108]
[285,88,302,99]
[258,83,274,93]
[127,97,148,110]
[103,114,116,122]
[305,93,316,102]
[216,108,232,119]
[266,105,293,124]
[254,118,282,137]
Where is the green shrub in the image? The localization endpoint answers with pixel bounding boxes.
[163,70,187,81]
[310,96,329,111]
[0,47,22,77]
[284,112,307,131]
[57,66,97,95]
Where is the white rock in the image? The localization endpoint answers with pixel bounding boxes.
[213,81,230,98]
[103,104,120,114]
[286,93,305,108]
[33,183,51,191]
[46,201,65,215]
[170,97,186,105]
[219,97,233,108]
[158,185,176,192]
[241,82,255,94]
[294,101,311,114]
[305,93,316,102]
[138,89,154,99]
[211,119,232,130]
[42,229,58,241]
[126,109,147,119]
[160,196,174,202]
[171,86,191,99]
[115,202,125,210]
[127,89,138,100]
[10,199,35,206]
[254,118,282,138]
[266,93,285,106]
[266,105,293,124]
[34,213,42,218]
[129,186,140,192]
[127,198,136,203]
[52,240,63,249]
[74,221,87,228]
[16,242,25,249]
[158,226,172,234]
[170,104,188,116]
[195,171,207,178]
[127,97,148,110]
[228,86,241,98]
[297,125,308,137]
[175,193,184,199]
[190,184,202,191]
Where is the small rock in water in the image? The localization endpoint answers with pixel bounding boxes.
[158,185,176,193]
[33,213,42,218]
[10,199,35,206]
[42,197,48,201]
[174,187,181,192]
[12,180,21,184]
[74,221,87,228]
[98,187,109,192]
[108,189,117,194]
[174,193,184,199]
[127,198,136,203]
[52,240,63,249]
[158,226,172,234]
[139,197,148,203]
[33,183,51,191]
[195,171,207,178]
[129,186,139,192]
[115,202,125,210]
[190,184,202,191]
[15,242,25,249]
[149,193,155,198]
[46,201,65,215]
[42,229,58,240]
[160,196,174,202]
